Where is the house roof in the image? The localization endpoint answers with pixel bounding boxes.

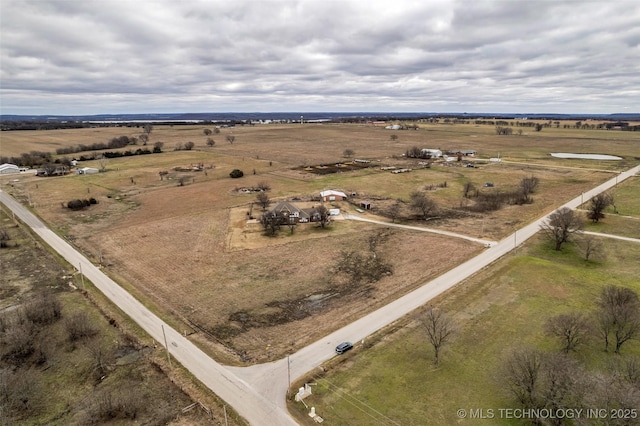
[270,201,302,215]
[0,163,19,170]
[320,190,347,198]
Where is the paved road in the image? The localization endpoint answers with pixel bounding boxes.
[229,164,640,417]
[2,163,637,424]
[0,189,297,426]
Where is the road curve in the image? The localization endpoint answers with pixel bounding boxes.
[0,189,296,426]
[2,164,638,424]
[230,164,640,416]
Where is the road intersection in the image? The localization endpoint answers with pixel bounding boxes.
[1,164,637,424]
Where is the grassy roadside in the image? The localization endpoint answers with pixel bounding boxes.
[289,234,640,425]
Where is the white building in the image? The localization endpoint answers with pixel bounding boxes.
[421,149,443,158]
[77,167,99,175]
[320,190,347,201]
[0,163,20,174]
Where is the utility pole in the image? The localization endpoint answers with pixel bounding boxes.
[162,324,172,368]
[79,262,85,289]
[287,355,291,393]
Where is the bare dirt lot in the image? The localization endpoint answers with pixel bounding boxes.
[3,122,638,364]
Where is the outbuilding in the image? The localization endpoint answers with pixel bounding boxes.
[320,190,347,202]
[0,163,20,174]
[77,167,99,175]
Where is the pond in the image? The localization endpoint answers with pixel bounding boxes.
[550,153,622,160]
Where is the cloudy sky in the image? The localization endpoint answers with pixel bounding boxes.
[1,0,639,115]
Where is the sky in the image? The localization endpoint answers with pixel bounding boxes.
[1,0,639,115]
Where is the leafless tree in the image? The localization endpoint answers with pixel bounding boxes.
[540,207,584,251]
[386,200,403,223]
[390,134,398,141]
[519,176,539,203]
[0,228,10,248]
[65,311,99,342]
[577,234,605,262]
[596,285,640,353]
[260,212,282,236]
[138,134,149,146]
[84,339,115,380]
[315,205,331,228]
[97,155,108,172]
[206,137,215,147]
[257,181,271,191]
[501,347,543,408]
[343,149,355,158]
[184,141,195,150]
[143,124,153,138]
[545,312,591,353]
[587,192,614,223]
[463,182,475,198]
[410,191,438,220]
[153,141,164,152]
[226,135,235,144]
[203,128,213,136]
[422,307,455,366]
[256,192,270,210]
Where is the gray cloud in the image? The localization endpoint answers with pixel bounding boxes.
[1,0,639,114]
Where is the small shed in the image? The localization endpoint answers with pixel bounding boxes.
[360,201,371,210]
[77,167,99,175]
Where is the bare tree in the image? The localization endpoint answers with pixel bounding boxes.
[143,124,153,139]
[540,207,584,251]
[422,307,455,366]
[256,181,271,191]
[463,182,475,198]
[502,347,543,408]
[206,138,215,147]
[410,191,438,220]
[343,149,355,158]
[0,228,10,248]
[97,155,108,172]
[386,200,403,223]
[203,128,213,136]
[390,134,398,141]
[577,234,605,262]
[545,312,591,353]
[519,176,539,203]
[226,135,235,144]
[596,285,640,353]
[314,205,331,228]
[587,192,614,223]
[138,134,149,146]
[260,212,281,236]
[184,141,195,150]
[256,192,270,211]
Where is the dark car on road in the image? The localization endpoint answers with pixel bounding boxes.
[335,342,353,354]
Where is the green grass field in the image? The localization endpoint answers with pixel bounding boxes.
[292,235,640,425]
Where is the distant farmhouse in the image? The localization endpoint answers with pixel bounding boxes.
[77,167,99,175]
[421,149,443,158]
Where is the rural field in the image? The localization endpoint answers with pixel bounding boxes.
[0,207,238,425]
[289,232,640,425]
[2,121,639,369]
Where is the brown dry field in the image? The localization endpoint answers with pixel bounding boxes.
[2,122,638,364]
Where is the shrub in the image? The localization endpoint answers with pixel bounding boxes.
[67,199,86,210]
[89,197,98,204]
[229,169,244,178]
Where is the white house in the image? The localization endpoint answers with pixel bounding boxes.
[421,149,443,158]
[320,190,347,201]
[0,163,20,174]
[77,167,99,175]
[385,124,402,130]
